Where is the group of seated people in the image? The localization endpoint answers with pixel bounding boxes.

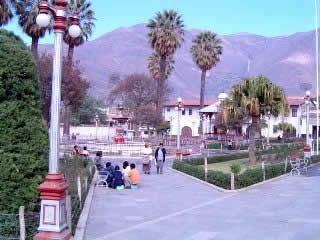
[72,145,89,157]
[95,151,140,189]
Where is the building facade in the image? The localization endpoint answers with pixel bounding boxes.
[164,96,320,139]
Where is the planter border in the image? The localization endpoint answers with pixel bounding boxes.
[169,162,320,193]
[74,171,97,240]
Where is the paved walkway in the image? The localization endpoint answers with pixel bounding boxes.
[84,161,320,240]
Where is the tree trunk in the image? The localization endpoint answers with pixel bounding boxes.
[249,115,258,165]
[31,37,39,61]
[63,105,71,136]
[67,45,74,67]
[199,69,206,135]
[156,55,166,121]
[62,45,75,137]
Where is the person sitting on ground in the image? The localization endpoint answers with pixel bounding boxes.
[122,161,131,188]
[71,145,80,156]
[104,162,115,187]
[112,165,124,189]
[128,163,140,187]
[81,146,89,156]
[94,151,103,170]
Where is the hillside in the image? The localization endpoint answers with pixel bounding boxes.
[40,24,318,99]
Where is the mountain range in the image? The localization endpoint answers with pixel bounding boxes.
[40,24,319,100]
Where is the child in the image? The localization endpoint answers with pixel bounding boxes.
[128,163,140,187]
[112,165,124,189]
[122,161,131,188]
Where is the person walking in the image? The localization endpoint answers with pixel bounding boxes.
[142,143,153,174]
[155,143,166,174]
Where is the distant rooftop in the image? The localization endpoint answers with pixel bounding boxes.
[165,100,216,107]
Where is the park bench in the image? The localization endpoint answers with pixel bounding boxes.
[289,156,309,175]
[95,167,110,187]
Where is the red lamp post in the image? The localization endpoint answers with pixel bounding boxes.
[34,1,81,239]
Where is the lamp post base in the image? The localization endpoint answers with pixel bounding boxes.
[33,174,72,240]
[34,228,73,240]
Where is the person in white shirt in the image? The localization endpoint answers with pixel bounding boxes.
[122,161,131,188]
[142,143,153,174]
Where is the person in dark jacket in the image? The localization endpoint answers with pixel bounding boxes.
[104,162,115,187]
[154,143,166,174]
[112,165,124,189]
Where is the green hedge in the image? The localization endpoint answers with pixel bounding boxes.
[311,155,320,164]
[173,160,293,190]
[207,143,223,149]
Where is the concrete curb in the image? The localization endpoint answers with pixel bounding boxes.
[169,162,320,193]
[74,172,97,240]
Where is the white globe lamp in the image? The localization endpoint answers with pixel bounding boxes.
[69,24,81,38]
[36,13,50,27]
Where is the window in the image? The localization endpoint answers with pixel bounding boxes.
[189,108,192,115]
[292,108,297,117]
[182,109,185,115]
[167,107,170,112]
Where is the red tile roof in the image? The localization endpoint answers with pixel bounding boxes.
[287,97,305,106]
[165,97,304,107]
[164,100,216,107]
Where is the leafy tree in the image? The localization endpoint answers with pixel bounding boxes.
[190,31,223,133]
[37,52,52,124]
[0,0,16,27]
[62,0,95,135]
[61,59,89,135]
[0,30,48,213]
[108,73,172,128]
[227,75,289,165]
[37,53,89,130]
[147,9,184,119]
[15,0,49,59]
[273,122,296,139]
[71,96,106,125]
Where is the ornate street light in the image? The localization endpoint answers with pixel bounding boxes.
[95,113,100,140]
[175,97,184,150]
[34,0,81,239]
[304,90,312,159]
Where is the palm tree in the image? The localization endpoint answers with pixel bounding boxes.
[0,0,15,27]
[190,31,223,133]
[15,0,48,59]
[227,75,289,165]
[62,0,95,136]
[147,9,185,119]
[147,52,174,81]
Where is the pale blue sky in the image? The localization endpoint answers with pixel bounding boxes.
[4,0,317,45]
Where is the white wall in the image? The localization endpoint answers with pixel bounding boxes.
[164,106,201,136]
[60,126,116,140]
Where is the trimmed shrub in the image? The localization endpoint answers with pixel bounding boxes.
[235,168,264,188]
[0,30,48,213]
[207,170,231,189]
[207,143,223,149]
[230,163,241,175]
[311,155,320,164]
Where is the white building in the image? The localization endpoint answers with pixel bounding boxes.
[164,100,215,137]
[164,95,320,140]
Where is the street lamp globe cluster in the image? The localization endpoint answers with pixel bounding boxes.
[33,0,81,239]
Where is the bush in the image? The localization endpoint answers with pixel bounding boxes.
[311,155,320,164]
[173,159,292,190]
[0,30,48,213]
[207,143,222,149]
[230,163,241,175]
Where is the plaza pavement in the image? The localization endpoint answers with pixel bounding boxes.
[84,159,320,240]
